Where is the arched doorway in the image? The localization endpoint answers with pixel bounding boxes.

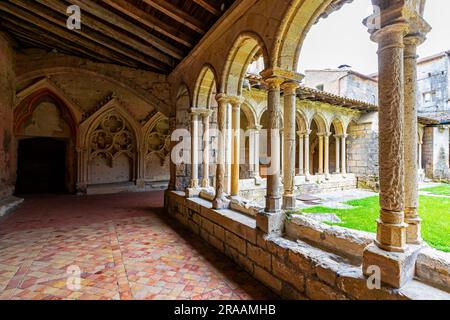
[14,92,77,194]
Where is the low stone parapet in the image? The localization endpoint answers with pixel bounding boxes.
[165,191,450,300]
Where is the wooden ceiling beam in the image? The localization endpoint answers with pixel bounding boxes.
[192,0,221,16]
[68,0,184,60]
[35,0,176,64]
[0,18,121,66]
[142,0,206,34]
[8,0,169,72]
[0,2,161,71]
[102,0,193,49]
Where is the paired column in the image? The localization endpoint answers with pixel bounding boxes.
[213,94,230,209]
[263,76,284,213]
[374,23,410,252]
[167,117,177,191]
[324,132,330,178]
[223,100,232,194]
[304,130,311,179]
[418,140,423,170]
[282,81,300,209]
[340,134,347,176]
[230,96,244,197]
[403,32,427,244]
[318,134,324,175]
[189,110,200,189]
[249,125,262,180]
[201,110,213,188]
[334,135,341,174]
[297,132,304,175]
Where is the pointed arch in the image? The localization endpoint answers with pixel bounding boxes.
[310,112,328,134]
[222,32,269,96]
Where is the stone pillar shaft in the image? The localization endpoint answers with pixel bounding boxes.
[318,134,324,175]
[418,142,423,169]
[374,23,409,252]
[230,98,243,197]
[341,135,347,175]
[324,133,330,178]
[190,112,199,188]
[298,132,304,175]
[213,95,230,209]
[168,117,177,190]
[224,102,232,194]
[282,81,299,209]
[201,111,212,188]
[335,135,340,174]
[304,130,311,178]
[264,77,284,213]
[403,34,424,244]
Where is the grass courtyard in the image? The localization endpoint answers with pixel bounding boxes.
[301,185,450,252]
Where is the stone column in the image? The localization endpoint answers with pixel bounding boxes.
[418,141,423,170]
[187,110,200,194]
[324,132,330,179]
[372,22,410,252]
[230,96,244,197]
[341,134,347,176]
[249,125,262,180]
[298,132,304,175]
[224,102,232,194]
[282,81,299,209]
[201,110,213,188]
[167,117,177,191]
[318,134,324,175]
[335,135,341,174]
[304,130,311,180]
[213,94,230,209]
[403,32,427,245]
[263,76,284,213]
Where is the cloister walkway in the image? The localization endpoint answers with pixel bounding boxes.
[0,192,276,300]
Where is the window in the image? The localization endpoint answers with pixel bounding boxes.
[316,84,324,91]
[423,91,435,103]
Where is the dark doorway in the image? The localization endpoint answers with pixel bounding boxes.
[16,138,67,194]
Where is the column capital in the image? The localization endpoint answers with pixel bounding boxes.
[215,93,230,104]
[248,124,263,132]
[281,80,300,95]
[260,68,303,89]
[228,95,245,108]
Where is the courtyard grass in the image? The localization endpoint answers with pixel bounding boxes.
[421,184,450,196]
[301,195,450,252]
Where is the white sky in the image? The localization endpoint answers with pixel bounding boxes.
[299,0,450,75]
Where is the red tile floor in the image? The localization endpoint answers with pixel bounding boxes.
[0,191,277,300]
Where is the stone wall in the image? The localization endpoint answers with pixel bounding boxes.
[166,191,450,300]
[0,33,15,200]
[423,126,450,180]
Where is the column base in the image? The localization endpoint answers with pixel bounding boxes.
[254,176,264,185]
[256,210,284,236]
[185,187,201,198]
[405,213,422,245]
[282,195,297,210]
[265,196,281,214]
[212,194,231,210]
[375,219,408,252]
[363,243,424,288]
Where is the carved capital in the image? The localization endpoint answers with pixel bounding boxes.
[281,80,300,95]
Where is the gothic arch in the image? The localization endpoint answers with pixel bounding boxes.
[310,112,328,134]
[241,101,258,129]
[222,32,269,96]
[331,117,345,135]
[296,110,309,132]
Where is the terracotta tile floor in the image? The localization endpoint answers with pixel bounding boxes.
[0,191,277,300]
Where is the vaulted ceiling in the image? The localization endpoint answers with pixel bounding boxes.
[0,0,236,73]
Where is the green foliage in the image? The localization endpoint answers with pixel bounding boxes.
[303,195,450,252]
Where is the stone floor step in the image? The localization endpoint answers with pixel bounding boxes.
[0,196,24,218]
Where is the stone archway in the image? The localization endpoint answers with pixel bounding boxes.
[14,90,77,194]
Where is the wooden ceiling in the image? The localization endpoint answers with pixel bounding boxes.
[0,0,236,73]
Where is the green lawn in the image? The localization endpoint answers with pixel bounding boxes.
[421,184,450,196]
[301,195,450,252]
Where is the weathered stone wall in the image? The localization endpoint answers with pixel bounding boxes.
[11,50,171,194]
[347,115,379,178]
[422,126,450,180]
[0,33,15,200]
[417,55,450,116]
[166,191,449,300]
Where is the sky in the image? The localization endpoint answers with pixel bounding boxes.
[299,0,450,75]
